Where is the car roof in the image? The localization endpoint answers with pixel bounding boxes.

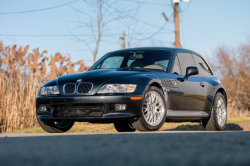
[109,47,203,58]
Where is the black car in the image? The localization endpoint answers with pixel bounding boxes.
[36,47,227,133]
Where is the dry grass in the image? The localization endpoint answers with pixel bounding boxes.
[7,117,250,134]
[0,42,89,133]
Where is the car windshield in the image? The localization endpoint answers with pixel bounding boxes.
[90,50,172,71]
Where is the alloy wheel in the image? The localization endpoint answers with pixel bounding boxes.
[142,91,165,126]
[216,96,227,127]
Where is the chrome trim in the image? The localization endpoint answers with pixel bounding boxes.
[76,82,93,94]
[63,83,76,94]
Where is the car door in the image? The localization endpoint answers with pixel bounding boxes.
[175,52,207,111]
[191,53,214,111]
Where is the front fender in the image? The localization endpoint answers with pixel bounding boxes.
[214,85,228,103]
[41,78,58,88]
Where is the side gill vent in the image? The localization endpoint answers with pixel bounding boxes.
[161,79,173,87]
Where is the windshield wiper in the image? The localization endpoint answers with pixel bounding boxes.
[89,68,100,71]
[122,66,134,70]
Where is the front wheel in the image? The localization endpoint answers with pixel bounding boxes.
[131,86,167,131]
[202,92,227,131]
[37,116,74,133]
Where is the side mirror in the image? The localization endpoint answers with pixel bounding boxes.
[178,66,199,82]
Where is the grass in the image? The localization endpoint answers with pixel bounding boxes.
[6,117,250,134]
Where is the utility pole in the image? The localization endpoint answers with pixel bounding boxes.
[173,2,182,48]
[163,0,190,47]
[122,31,125,49]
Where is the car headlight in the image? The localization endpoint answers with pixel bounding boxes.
[40,86,60,95]
[97,84,137,93]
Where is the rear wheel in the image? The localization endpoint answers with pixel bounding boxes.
[37,116,74,133]
[202,92,227,131]
[131,86,167,131]
[114,121,136,132]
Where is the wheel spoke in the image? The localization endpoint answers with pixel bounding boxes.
[148,113,152,123]
[156,104,162,109]
[144,111,150,116]
[154,114,156,123]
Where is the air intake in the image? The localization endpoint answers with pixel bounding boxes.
[56,104,104,117]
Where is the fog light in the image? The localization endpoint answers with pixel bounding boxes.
[39,106,47,112]
[115,104,127,111]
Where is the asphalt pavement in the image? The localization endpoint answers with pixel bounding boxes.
[0,131,250,166]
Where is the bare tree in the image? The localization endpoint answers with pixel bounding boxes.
[71,0,131,64]
[71,0,173,63]
[109,3,173,48]
[209,38,250,117]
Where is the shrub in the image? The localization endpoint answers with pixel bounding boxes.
[210,39,250,117]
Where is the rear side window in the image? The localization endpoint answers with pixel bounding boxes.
[192,54,212,76]
[177,52,196,75]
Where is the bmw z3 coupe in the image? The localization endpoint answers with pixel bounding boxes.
[36,47,227,133]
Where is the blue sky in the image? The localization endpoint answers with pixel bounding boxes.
[1,0,250,66]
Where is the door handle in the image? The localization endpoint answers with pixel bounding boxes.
[200,82,205,87]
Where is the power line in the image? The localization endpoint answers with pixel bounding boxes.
[180,7,185,47]
[101,5,150,41]
[0,32,174,37]
[103,2,174,32]
[118,0,172,6]
[132,13,174,41]
[0,0,78,15]
[130,22,168,41]
[106,11,173,43]
[179,2,192,47]
[180,1,191,13]
[100,4,174,45]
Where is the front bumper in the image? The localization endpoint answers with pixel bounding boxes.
[36,94,143,122]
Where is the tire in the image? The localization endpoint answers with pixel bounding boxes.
[37,116,74,133]
[114,121,136,132]
[131,86,167,131]
[202,92,227,131]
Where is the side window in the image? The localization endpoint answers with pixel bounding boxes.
[172,55,181,75]
[192,54,212,76]
[100,56,124,69]
[177,52,196,75]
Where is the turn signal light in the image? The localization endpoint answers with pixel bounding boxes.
[131,96,142,100]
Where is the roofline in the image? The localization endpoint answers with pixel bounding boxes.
[108,47,203,58]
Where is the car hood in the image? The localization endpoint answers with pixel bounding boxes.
[58,69,157,85]
[57,69,166,94]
